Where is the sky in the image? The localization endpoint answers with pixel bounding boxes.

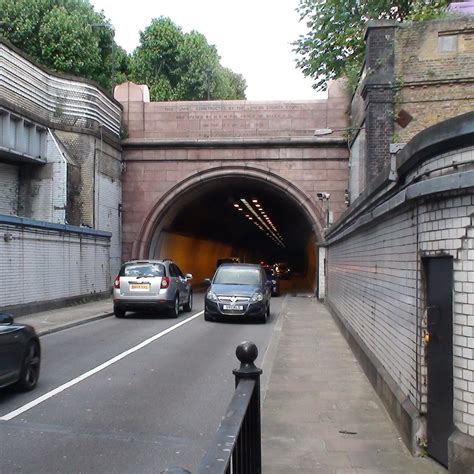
[89,0,326,101]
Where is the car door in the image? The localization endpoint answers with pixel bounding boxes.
[168,264,181,302]
[173,264,188,304]
[0,325,23,387]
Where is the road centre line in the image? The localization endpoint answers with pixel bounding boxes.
[0,311,204,421]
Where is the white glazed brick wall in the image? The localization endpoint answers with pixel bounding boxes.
[0,224,110,307]
[418,195,474,436]
[48,132,67,223]
[328,209,420,404]
[318,247,326,300]
[97,173,121,280]
[328,181,474,437]
[0,162,19,215]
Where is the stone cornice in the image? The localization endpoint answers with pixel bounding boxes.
[121,136,348,149]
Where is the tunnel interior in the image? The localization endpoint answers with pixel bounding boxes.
[148,177,319,293]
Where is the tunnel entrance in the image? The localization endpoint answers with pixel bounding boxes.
[143,175,321,294]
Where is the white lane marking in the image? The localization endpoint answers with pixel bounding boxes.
[1,311,204,421]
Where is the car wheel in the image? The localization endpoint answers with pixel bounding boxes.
[170,295,179,318]
[183,291,193,312]
[258,305,269,324]
[114,308,126,318]
[14,340,41,391]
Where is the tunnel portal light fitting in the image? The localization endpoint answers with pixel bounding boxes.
[239,198,285,247]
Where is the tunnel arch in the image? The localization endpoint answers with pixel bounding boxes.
[131,165,326,260]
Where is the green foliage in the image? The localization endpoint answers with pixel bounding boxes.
[0,0,125,91]
[0,4,244,100]
[130,17,246,101]
[294,0,450,91]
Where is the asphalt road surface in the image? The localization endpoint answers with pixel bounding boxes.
[0,292,289,473]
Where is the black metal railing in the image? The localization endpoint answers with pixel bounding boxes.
[162,341,262,474]
[198,341,262,474]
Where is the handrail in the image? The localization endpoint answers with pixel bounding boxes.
[162,342,262,474]
[198,379,256,473]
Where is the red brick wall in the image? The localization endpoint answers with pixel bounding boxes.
[116,81,350,260]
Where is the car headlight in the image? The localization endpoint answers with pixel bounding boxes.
[206,291,218,301]
[251,292,264,302]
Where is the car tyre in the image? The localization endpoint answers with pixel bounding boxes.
[170,295,179,318]
[14,340,41,392]
[114,308,126,318]
[258,305,269,324]
[183,291,193,312]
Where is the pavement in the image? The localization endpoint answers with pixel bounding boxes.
[13,295,446,473]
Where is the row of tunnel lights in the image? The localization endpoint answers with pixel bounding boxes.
[233,199,285,248]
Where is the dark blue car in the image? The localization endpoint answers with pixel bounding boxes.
[204,264,271,323]
[264,266,280,296]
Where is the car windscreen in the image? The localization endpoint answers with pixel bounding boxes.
[121,263,165,277]
[214,267,261,285]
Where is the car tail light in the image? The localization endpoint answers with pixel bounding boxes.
[114,276,120,289]
[161,276,170,289]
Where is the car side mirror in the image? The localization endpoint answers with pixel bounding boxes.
[203,278,211,286]
[185,273,193,280]
[0,313,14,325]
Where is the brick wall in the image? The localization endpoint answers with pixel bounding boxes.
[394,18,474,143]
[326,131,474,460]
[0,40,123,309]
[0,162,19,214]
[349,17,474,200]
[117,80,348,140]
[0,220,111,308]
[97,173,121,279]
[362,22,397,184]
[121,146,349,261]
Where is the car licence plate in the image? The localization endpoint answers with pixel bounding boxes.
[130,283,150,291]
[223,305,243,310]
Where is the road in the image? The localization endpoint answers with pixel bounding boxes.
[0,292,289,473]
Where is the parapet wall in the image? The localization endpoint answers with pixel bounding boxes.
[0,39,122,137]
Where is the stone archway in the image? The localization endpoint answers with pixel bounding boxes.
[131,165,325,259]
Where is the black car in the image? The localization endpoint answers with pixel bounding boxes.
[204,264,271,323]
[264,266,280,296]
[0,313,41,391]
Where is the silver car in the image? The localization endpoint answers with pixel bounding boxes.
[113,259,193,318]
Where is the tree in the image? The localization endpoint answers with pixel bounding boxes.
[0,0,124,91]
[294,0,451,91]
[130,17,246,101]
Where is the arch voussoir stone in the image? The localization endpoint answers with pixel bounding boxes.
[131,165,325,259]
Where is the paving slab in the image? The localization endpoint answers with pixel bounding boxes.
[261,295,446,473]
[12,298,114,335]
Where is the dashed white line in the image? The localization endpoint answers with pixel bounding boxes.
[0,311,204,421]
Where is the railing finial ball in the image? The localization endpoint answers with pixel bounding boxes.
[236,341,258,363]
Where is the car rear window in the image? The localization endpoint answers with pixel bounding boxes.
[120,263,165,277]
[214,267,261,285]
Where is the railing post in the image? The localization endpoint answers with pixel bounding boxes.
[233,341,263,474]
